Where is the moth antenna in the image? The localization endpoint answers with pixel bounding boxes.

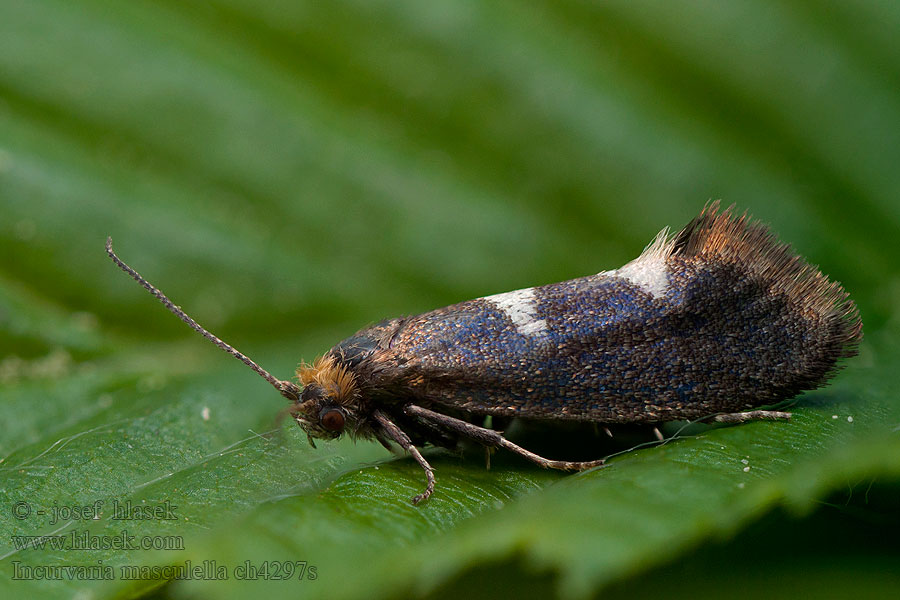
[106,237,301,402]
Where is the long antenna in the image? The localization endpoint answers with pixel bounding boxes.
[106,237,301,402]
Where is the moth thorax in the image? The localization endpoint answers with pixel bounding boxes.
[296,355,359,406]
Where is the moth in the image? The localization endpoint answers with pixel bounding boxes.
[107,203,862,504]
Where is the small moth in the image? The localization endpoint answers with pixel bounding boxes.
[107,203,861,504]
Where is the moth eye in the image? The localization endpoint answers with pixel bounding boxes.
[320,408,345,432]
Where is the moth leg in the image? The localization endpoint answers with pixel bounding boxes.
[712,410,792,424]
[405,412,460,450]
[372,409,436,505]
[373,430,396,453]
[404,405,606,472]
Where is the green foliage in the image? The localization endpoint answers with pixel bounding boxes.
[1,1,898,598]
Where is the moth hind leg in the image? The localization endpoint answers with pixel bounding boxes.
[502,443,606,472]
[712,410,792,424]
[403,405,606,472]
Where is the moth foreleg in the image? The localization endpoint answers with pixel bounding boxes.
[372,410,435,505]
[712,410,792,424]
[373,430,396,453]
[403,405,606,472]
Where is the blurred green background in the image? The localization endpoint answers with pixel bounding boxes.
[1,1,898,599]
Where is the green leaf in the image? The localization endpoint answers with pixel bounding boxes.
[1,1,898,599]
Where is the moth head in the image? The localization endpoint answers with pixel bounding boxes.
[293,356,360,445]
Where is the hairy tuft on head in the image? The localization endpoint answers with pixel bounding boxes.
[297,356,359,405]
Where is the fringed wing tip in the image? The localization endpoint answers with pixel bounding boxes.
[671,202,862,359]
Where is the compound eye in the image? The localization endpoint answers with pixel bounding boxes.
[319,408,345,432]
